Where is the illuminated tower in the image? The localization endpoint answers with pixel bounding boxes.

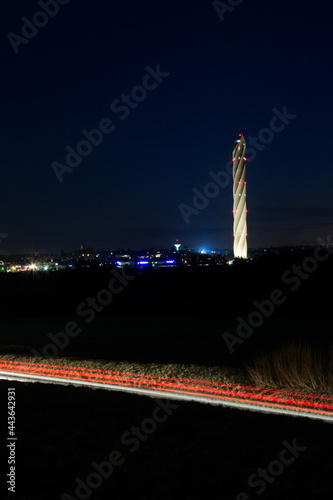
[232,134,247,258]
[173,239,181,252]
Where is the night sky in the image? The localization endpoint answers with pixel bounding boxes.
[1,0,333,254]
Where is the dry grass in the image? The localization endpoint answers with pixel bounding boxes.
[0,352,247,386]
[247,341,333,394]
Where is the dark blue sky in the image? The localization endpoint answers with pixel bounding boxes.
[1,0,333,254]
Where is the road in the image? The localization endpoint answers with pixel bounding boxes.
[1,359,333,422]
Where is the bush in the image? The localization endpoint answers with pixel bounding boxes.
[247,341,333,394]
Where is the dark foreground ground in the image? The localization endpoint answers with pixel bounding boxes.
[0,251,332,498]
[0,379,332,500]
[0,250,332,368]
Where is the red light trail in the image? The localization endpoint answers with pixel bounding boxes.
[1,359,333,422]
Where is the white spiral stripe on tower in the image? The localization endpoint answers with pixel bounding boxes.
[232,134,247,258]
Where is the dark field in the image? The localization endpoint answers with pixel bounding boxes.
[0,251,332,366]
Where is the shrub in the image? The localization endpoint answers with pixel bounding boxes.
[247,341,333,394]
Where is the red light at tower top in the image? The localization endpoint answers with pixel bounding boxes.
[238,133,242,137]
